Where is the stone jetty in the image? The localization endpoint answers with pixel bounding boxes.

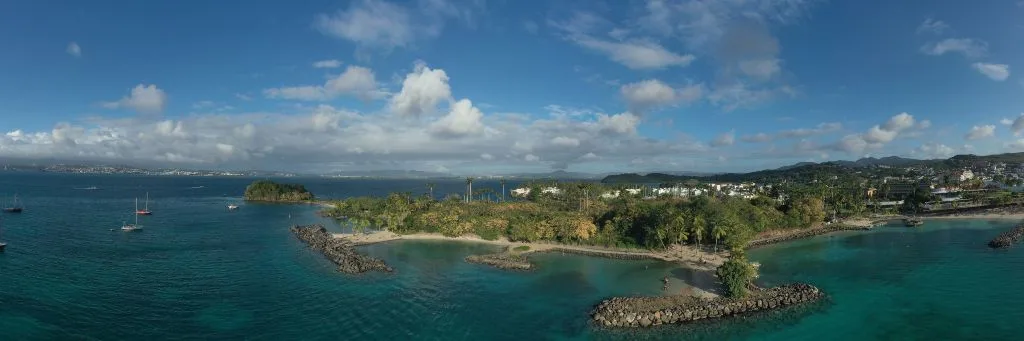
[988,223,1024,249]
[747,225,871,249]
[290,224,393,274]
[590,283,825,328]
[465,251,534,271]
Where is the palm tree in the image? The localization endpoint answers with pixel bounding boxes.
[426,182,436,200]
[465,177,473,203]
[711,221,727,253]
[500,179,507,202]
[692,215,706,253]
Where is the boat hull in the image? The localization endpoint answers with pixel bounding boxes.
[3,208,22,213]
[0,243,6,252]
[135,211,152,215]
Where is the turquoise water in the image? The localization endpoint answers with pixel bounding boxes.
[1,173,1022,340]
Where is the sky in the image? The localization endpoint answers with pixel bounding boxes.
[1,0,1023,175]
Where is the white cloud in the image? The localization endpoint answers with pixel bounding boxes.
[314,0,474,57]
[390,62,452,117]
[738,59,781,80]
[916,18,949,34]
[1007,139,1024,150]
[777,122,843,139]
[312,59,343,68]
[620,79,703,113]
[965,125,996,140]
[596,112,640,135]
[829,113,918,154]
[921,38,988,58]
[551,136,581,147]
[1011,114,1024,136]
[66,42,81,57]
[916,143,956,158]
[524,154,540,162]
[1001,118,1014,126]
[429,98,484,138]
[740,133,772,143]
[550,13,695,70]
[710,130,735,147]
[102,84,167,114]
[915,120,932,130]
[235,93,253,101]
[579,152,599,160]
[264,65,385,101]
[971,63,1010,81]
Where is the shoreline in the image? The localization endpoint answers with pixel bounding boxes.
[334,231,726,270]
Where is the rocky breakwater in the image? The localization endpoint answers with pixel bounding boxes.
[544,247,661,261]
[465,251,534,271]
[590,283,825,328]
[290,224,393,274]
[988,223,1024,248]
[747,225,870,249]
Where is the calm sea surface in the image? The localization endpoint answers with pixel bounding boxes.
[0,173,1021,340]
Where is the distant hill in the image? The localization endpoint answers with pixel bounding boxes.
[601,152,1024,184]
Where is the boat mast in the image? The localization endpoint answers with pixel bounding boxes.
[145,192,149,211]
[135,198,139,225]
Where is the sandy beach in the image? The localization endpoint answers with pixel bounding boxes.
[334,231,726,269]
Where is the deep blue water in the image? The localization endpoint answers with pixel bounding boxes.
[0,173,1022,340]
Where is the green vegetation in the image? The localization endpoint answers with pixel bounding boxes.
[243,180,314,202]
[716,251,758,298]
[322,182,828,250]
[512,245,530,252]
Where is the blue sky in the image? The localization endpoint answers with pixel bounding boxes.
[1,0,1023,174]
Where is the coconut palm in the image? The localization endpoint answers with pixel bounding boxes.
[465,177,473,203]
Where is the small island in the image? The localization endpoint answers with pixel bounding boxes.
[244,180,314,202]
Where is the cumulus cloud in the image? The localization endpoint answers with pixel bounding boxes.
[830,113,919,154]
[102,84,167,114]
[965,125,995,140]
[390,62,452,117]
[740,133,772,143]
[264,65,385,101]
[921,38,988,58]
[620,79,703,113]
[429,98,484,138]
[551,136,581,147]
[66,42,81,57]
[971,63,1010,81]
[742,122,842,143]
[312,59,343,68]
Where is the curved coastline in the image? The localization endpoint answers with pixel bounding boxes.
[291,224,393,274]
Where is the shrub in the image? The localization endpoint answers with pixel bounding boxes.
[512,245,530,252]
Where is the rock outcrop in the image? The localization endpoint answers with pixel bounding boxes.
[590,283,825,328]
[290,224,393,274]
[465,252,534,271]
[747,225,871,249]
[988,223,1024,249]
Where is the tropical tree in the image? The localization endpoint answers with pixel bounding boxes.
[465,177,474,203]
[692,214,706,252]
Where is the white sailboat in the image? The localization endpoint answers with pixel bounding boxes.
[136,192,152,215]
[122,198,144,232]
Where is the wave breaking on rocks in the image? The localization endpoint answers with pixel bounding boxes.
[290,224,393,274]
[590,283,825,328]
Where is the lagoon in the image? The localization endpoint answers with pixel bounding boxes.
[0,173,1021,340]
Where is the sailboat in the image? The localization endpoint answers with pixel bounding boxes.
[3,194,23,213]
[122,198,144,232]
[0,218,7,252]
[135,192,153,215]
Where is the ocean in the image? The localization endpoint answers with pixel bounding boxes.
[0,173,1021,340]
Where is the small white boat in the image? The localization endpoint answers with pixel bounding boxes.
[1,217,7,251]
[227,204,239,210]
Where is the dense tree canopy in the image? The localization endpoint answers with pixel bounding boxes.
[244,180,314,202]
[322,182,829,250]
